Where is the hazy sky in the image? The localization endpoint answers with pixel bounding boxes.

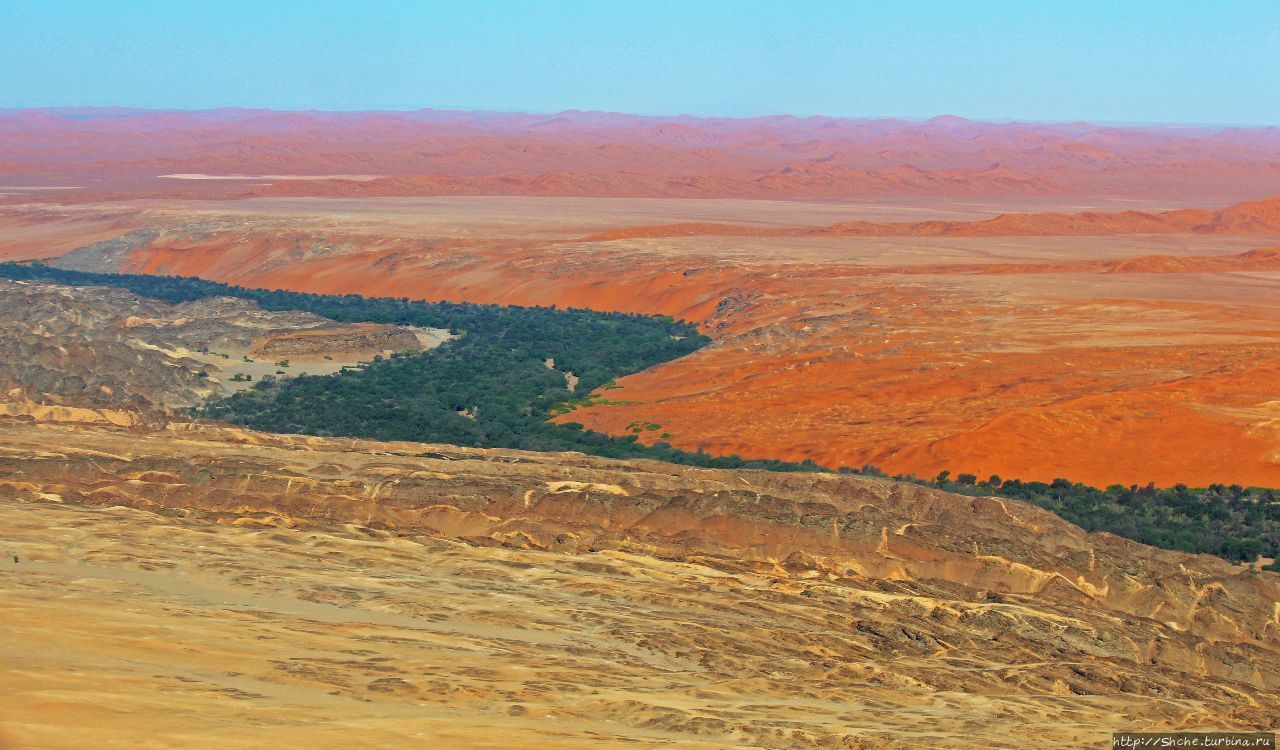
[2,0,1277,125]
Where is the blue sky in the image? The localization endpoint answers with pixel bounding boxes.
[1,0,1277,125]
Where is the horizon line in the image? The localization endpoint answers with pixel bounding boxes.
[1,104,1275,131]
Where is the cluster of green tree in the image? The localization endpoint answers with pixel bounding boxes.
[4,261,1277,568]
[0,261,823,474]
[844,466,1280,567]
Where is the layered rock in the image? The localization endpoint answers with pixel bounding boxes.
[0,279,427,410]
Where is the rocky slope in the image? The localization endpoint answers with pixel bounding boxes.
[0,417,1277,748]
[0,279,428,412]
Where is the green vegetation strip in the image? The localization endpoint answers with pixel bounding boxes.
[865,469,1278,569]
[0,262,815,472]
[2,261,1276,569]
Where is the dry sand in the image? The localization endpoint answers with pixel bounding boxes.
[1,419,1277,748]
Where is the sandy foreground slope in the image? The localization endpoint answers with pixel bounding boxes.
[1,419,1278,749]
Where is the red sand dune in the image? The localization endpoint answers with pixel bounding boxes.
[242,164,1062,200]
[2,108,1280,202]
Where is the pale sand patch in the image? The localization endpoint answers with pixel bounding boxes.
[161,174,385,181]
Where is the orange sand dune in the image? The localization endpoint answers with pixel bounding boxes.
[887,247,1280,276]
[0,210,144,260]
[582,196,1280,241]
[831,195,1280,237]
[243,164,1062,200]
[1107,247,1280,273]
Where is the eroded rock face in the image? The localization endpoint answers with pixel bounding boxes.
[0,279,426,410]
[0,418,1276,749]
[0,279,221,411]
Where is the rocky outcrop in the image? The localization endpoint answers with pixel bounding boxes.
[0,280,222,409]
[0,279,427,410]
